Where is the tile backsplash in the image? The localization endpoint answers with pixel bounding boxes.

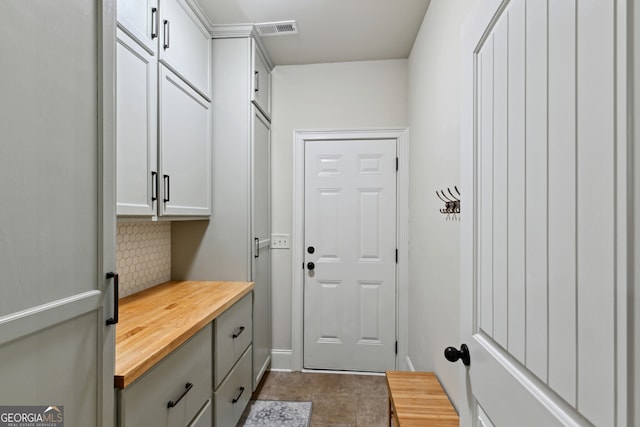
[116,222,171,297]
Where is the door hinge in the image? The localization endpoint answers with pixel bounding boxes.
[396,157,399,171]
[395,249,398,263]
[395,341,398,355]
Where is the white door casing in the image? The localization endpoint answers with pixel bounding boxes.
[292,129,409,373]
[460,0,630,426]
[302,137,397,372]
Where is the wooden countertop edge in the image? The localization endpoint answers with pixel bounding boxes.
[114,281,253,389]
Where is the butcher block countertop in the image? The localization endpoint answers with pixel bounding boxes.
[114,280,254,389]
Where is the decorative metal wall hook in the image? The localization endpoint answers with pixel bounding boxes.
[437,187,461,217]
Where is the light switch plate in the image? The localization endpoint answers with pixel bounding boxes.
[271,234,290,249]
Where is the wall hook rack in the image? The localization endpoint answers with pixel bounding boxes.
[437,186,460,216]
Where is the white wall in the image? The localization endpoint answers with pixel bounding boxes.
[407,0,477,409]
[270,60,409,356]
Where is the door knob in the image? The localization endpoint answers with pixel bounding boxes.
[307,246,315,254]
[444,344,470,366]
[307,262,315,270]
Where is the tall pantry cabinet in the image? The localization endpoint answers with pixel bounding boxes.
[173,28,273,391]
[0,1,116,425]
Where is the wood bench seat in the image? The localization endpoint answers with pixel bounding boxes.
[385,371,459,426]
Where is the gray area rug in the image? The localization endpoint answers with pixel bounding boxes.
[243,400,312,427]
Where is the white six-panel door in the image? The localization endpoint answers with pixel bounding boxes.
[460,0,630,425]
[304,139,397,372]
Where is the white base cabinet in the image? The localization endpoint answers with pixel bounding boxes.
[118,325,212,427]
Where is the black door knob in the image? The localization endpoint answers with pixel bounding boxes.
[307,262,315,270]
[444,344,470,366]
[307,246,315,254]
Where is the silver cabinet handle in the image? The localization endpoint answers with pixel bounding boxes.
[163,20,170,49]
[255,237,260,258]
[254,70,259,93]
[151,7,158,39]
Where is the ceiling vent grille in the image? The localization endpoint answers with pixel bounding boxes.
[255,20,298,37]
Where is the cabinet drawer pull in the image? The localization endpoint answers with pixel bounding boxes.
[106,272,119,325]
[151,171,157,202]
[151,7,158,39]
[232,386,245,404]
[254,237,260,258]
[232,326,245,339]
[163,19,170,49]
[167,382,193,408]
[163,174,170,203]
[254,70,259,93]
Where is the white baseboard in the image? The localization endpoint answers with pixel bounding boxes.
[405,355,416,372]
[270,349,293,371]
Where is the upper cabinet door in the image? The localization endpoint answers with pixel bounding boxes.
[117,0,159,54]
[116,28,158,217]
[159,66,211,217]
[159,0,212,99]
[251,39,271,117]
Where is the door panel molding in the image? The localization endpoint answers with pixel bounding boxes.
[291,128,409,371]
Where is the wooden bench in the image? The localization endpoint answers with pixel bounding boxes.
[385,371,459,426]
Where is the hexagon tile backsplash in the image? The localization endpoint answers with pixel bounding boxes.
[116,222,171,297]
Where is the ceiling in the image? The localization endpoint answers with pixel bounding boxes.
[195,0,431,66]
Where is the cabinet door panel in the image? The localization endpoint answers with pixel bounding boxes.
[117,0,158,54]
[159,0,211,99]
[251,40,271,116]
[159,66,211,217]
[251,106,271,389]
[116,28,158,217]
[0,0,115,425]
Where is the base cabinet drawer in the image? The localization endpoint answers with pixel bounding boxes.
[214,293,252,387]
[188,398,212,427]
[118,324,212,427]
[214,345,252,427]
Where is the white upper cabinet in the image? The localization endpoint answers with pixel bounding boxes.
[159,0,212,99]
[116,28,158,217]
[251,39,271,117]
[115,0,212,219]
[159,65,211,217]
[117,0,159,54]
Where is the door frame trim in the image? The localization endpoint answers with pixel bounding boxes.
[291,127,410,372]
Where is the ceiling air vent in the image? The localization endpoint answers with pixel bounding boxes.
[255,20,298,37]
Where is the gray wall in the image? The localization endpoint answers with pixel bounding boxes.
[407,0,477,409]
[270,60,409,355]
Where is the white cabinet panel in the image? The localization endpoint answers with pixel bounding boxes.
[117,0,158,53]
[159,0,211,99]
[214,293,253,388]
[116,28,158,217]
[251,39,271,117]
[214,346,252,427]
[0,0,115,424]
[159,65,211,217]
[119,325,212,427]
[251,106,271,387]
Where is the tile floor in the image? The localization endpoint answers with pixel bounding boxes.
[238,371,389,427]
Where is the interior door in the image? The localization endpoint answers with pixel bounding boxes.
[251,106,271,389]
[304,138,397,372]
[0,0,116,425]
[459,0,629,425]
